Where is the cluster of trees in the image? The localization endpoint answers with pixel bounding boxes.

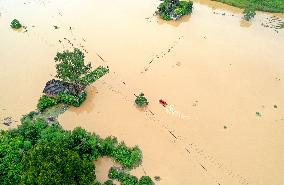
[0,113,153,184]
[37,48,109,112]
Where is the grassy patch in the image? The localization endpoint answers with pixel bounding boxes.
[213,0,284,13]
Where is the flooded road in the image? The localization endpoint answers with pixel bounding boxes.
[1,0,284,184]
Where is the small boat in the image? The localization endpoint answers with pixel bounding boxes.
[159,99,168,107]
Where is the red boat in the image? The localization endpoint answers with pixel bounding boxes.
[159,99,168,107]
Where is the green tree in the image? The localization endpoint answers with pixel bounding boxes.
[20,141,96,185]
[54,48,91,85]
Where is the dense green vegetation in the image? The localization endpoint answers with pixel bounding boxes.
[54,48,92,85]
[135,93,149,107]
[213,0,284,13]
[108,167,154,185]
[37,92,87,112]
[10,19,22,29]
[37,48,109,112]
[157,0,193,20]
[54,48,109,87]
[0,113,153,184]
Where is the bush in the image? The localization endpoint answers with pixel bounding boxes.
[97,136,118,156]
[135,93,149,107]
[37,95,60,112]
[243,8,256,21]
[59,91,87,107]
[80,66,109,87]
[66,127,99,161]
[139,176,154,185]
[157,0,193,20]
[112,143,142,168]
[10,19,22,29]
[21,141,96,185]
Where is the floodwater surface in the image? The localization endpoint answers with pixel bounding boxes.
[0,0,284,184]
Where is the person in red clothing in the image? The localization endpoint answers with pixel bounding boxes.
[159,99,168,107]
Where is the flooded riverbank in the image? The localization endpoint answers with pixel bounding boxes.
[1,0,284,184]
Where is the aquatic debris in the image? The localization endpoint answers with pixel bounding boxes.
[256,112,261,117]
[154,176,161,181]
[53,25,59,29]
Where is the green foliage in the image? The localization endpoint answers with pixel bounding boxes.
[59,91,87,107]
[108,167,153,185]
[97,137,142,168]
[37,95,60,112]
[10,19,22,29]
[135,93,149,107]
[243,8,256,21]
[80,66,109,86]
[67,127,99,161]
[21,141,96,185]
[112,143,142,168]
[139,176,154,185]
[54,48,91,85]
[157,0,193,20]
[104,180,115,185]
[213,0,284,13]
[0,107,149,184]
[97,136,118,156]
[0,131,28,185]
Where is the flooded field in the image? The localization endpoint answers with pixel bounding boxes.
[0,0,284,184]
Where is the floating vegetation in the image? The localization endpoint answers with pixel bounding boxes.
[10,19,22,29]
[157,0,193,21]
[135,93,149,107]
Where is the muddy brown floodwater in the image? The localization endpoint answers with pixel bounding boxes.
[1,0,284,184]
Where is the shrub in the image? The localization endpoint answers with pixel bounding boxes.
[157,0,193,20]
[59,91,87,107]
[104,180,115,185]
[135,93,149,107]
[21,141,96,185]
[0,131,28,184]
[112,143,142,168]
[108,167,142,185]
[97,136,118,156]
[37,95,60,112]
[18,118,48,145]
[66,127,99,161]
[10,19,22,29]
[80,66,109,86]
[139,176,154,185]
[243,8,256,21]
[108,167,120,179]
